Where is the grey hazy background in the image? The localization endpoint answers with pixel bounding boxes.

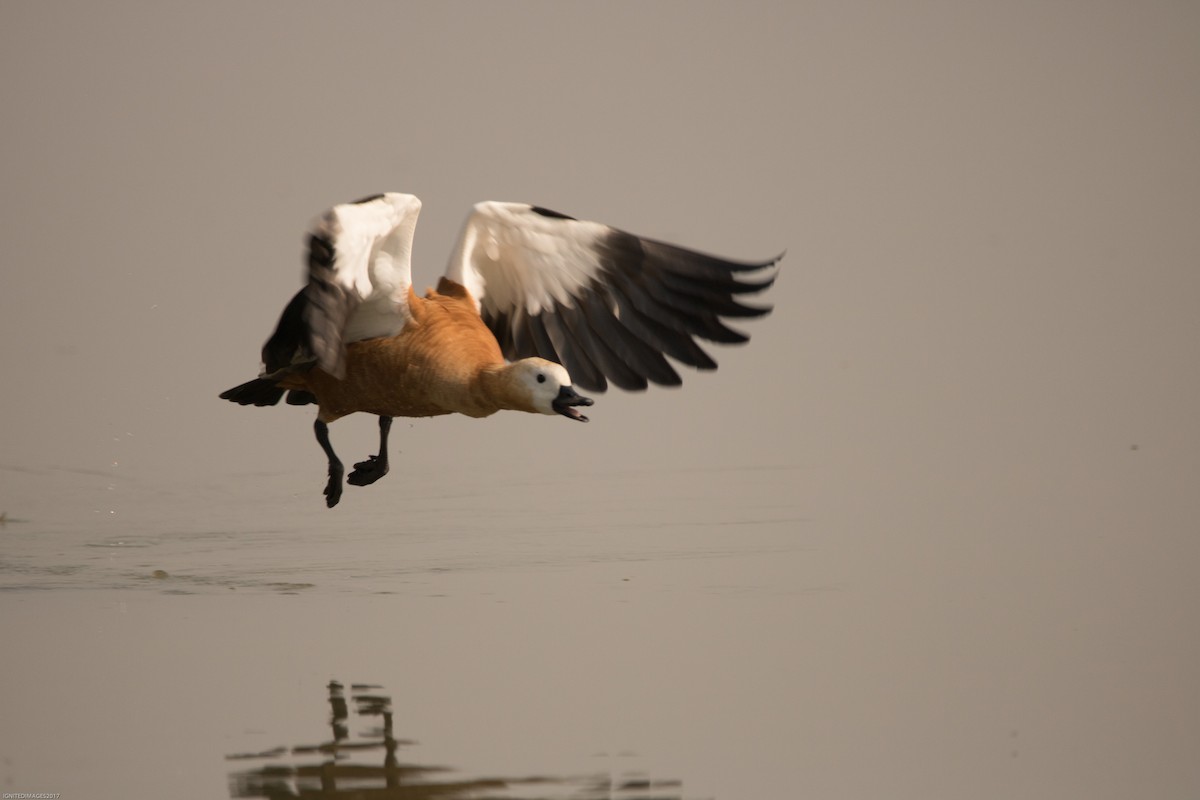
[2,1,1197,492]
[2,2,1199,799]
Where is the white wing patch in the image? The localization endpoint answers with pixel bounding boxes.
[319,193,422,343]
[446,202,608,316]
[256,193,423,381]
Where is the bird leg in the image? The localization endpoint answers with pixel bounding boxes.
[348,415,392,487]
[314,419,344,508]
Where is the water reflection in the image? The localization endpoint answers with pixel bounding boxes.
[227,681,682,799]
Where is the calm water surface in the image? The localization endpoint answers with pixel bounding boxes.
[1,460,1196,799]
[1,463,818,800]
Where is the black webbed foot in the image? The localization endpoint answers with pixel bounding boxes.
[324,462,344,507]
[314,419,344,509]
[346,416,393,489]
[348,455,389,486]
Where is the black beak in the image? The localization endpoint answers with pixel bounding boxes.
[552,385,593,422]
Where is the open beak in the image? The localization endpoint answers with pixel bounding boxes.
[552,385,593,422]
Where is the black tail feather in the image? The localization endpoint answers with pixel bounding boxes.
[286,389,317,405]
[219,378,286,407]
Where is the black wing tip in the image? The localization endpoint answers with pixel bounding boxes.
[220,378,285,407]
[286,389,317,406]
[727,251,785,274]
[529,205,577,221]
[738,248,787,270]
[760,249,786,267]
[351,193,386,205]
[653,370,684,388]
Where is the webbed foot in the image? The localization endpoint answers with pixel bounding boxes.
[324,462,344,507]
[348,455,389,486]
[315,419,344,509]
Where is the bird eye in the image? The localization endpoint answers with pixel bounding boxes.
[536,373,546,383]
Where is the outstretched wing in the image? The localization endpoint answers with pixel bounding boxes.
[261,193,422,380]
[444,201,780,392]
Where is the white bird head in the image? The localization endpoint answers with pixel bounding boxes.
[508,358,593,421]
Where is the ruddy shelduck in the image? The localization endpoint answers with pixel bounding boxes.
[221,194,780,507]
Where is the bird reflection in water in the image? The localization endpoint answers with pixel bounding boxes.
[227,680,683,799]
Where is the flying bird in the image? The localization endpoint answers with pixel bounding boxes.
[220,193,780,507]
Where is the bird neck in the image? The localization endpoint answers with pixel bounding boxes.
[475,365,537,415]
